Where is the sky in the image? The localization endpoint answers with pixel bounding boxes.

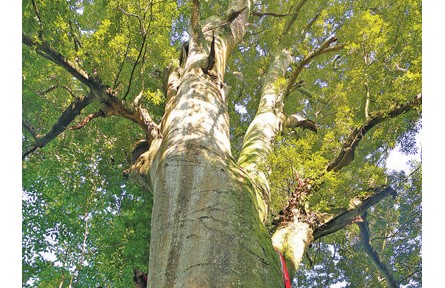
[385,131,421,174]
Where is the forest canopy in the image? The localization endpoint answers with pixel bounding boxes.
[21,0,422,287]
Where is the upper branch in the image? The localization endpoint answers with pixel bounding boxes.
[326,93,422,172]
[312,186,397,240]
[283,36,344,98]
[251,11,297,18]
[190,0,202,44]
[281,0,308,38]
[22,33,95,89]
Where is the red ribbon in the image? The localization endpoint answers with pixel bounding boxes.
[276,250,291,288]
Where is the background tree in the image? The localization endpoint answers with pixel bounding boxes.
[22,0,421,287]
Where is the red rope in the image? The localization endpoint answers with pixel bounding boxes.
[276,250,291,288]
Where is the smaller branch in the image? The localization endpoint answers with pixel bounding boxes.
[394,63,408,73]
[252,11,297,18]
[119,7,146,35]
[326,93,422,172]
[358,215,398,288]
[122,34,147,100]
[227,7,247,23]
[398,269,421,286]
[284,36,343,98]
[38,85,59,96]
[312,186,396,240]
[69,110,105,130]
[300,13,320,37]
[281,0,309,38]
[61,85,79,99]
[23,146,39,160]
[365,83,370,119]
[31,0,44,39]
[68,20,82,52]
[22,91,96,159]
[133,90,144,105]
[113,31,132,90]
[22,119,38,139]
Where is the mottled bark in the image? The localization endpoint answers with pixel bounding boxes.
[237,49,292,222]
[133,1,284,286]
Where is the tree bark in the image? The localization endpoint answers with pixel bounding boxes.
[135,1,284,286]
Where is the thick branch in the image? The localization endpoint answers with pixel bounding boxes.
[22,91,96,159]
[22,33,94,89]
[312,186,396,240]
[326,93,422,172]
[237,49,293,221]
[358,216,398,288]
[96,88,161,143]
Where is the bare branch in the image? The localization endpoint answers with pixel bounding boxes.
[358,215,398,288]
[326,93,422,172]
[22,91,96,159]
[69,110,105,130]
[312,186,397,240]
[122,33,147,100]
[252,11,297,18]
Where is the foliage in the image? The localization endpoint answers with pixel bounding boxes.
[22,0,421,287]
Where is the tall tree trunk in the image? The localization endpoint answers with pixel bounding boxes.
[140,1,284,286]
